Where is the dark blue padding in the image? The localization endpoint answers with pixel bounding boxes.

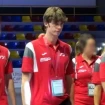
[12,60,22,68]
[7,42,18,49]
[0,33,8,40]
[23,25,34,31]
[96,25,105,31]
[7,33,16,40]
[18,50,24,58]
[11,16,22,22]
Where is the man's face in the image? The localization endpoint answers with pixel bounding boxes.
[44,21,64,37]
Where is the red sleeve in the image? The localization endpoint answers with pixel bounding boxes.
[92,58,101,84]
[22,42,34,73]
[92,72,101,85]
[5,59,13,74]
[70,58,75,78]
[100,54,105,81]
[65,45,74,75]
[5,50,13,74]
[22,57,34,73]
[100,62,105,82]
[66,59,74,75]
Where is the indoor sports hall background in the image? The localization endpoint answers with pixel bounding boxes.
[0,0,105,104]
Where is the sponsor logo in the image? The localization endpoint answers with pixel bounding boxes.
[40,57,51,62]
[60,53,65,56]
[79,66,84,68]
[42,52,47,56]
[78,69,86,73]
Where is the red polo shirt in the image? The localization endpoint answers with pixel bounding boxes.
[22,36,74,105]
[92,55,105,105]
[0,45,13,105]
[72,54,98,105]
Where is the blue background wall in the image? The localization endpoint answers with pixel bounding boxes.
[0,0,96,7]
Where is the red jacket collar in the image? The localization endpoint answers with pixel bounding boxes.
[76,54,98,65]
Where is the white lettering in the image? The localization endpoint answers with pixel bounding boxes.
[0,55,6,59]
[78,69,87,73]
[42,52,47,56]
[60,53,65,56]
[40,57,51,62]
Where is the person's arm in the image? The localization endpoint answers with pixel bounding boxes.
[94,85,101,105]
[92,58,101,105]
[21,42,35,105]
[69,57,76,105]
[65,76,74,105]
[5,50,16,105]
[70,79,74,105]
[21,73,31,105]
[5,74,16,105]
[101,82,105,92]
[65,75,72,95]
[65,45,74,104]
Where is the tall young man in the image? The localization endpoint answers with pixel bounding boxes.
[0,45,16,105]
[21,7,74,105]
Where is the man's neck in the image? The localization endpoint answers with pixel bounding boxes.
[44,33,58,45]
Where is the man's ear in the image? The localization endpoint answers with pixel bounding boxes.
[44,22,49,28]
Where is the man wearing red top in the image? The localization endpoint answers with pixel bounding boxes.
[92,53,105,105]
[21,7,74,105]
[0,45,16,105]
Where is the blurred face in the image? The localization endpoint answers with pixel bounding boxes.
[83,39,96,55]
[44,21,64,37]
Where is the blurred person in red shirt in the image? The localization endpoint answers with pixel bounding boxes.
[71,34,98,105]
[92,48,105,105]
[0,45,16,105]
